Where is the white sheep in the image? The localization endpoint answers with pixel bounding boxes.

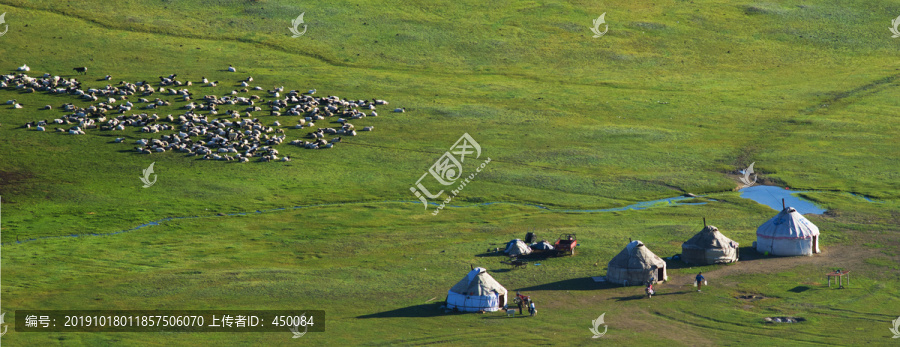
[18,64,30,72]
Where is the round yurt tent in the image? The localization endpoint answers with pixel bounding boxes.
[504,239,532,256]
[607,240,667,286]
[446,267,508,312]
[756,206,820,256]
[682,222,739,265]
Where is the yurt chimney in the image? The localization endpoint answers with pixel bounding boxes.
[703,217,707,227]
[782,198,785,210]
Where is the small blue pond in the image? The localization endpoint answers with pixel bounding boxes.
[739,185,826,215]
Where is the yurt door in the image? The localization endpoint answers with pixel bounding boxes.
[657,268,664,281]
[812,236,818,253]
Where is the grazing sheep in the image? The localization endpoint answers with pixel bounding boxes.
[44,105,52,110]
[18,64,31,72]
[14,70,392,163]
[227,65,237,72]
[73,67,88,75]
[393,107,406,113]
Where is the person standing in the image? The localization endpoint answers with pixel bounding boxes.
[528,300,537,317]
[516,292,525,314]
[696,272,705,292]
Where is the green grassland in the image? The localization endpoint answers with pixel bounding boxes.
[1,0,899,345]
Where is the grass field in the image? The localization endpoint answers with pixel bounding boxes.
[1,0,899,345]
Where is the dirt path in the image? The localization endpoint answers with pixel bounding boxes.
[671,245,883,287]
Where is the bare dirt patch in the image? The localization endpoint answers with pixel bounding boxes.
[672,245,883,286]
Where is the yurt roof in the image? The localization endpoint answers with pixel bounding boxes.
[449,267,507,296]
[608,240,666,270]
[683,225,738,249]
[757,207,820,239]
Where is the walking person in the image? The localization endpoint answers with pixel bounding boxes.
[696,272,705,292]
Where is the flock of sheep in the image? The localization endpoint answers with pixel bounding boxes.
[4,66,404,162]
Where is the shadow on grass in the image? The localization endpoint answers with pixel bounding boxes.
[611,290,694,301]
[357,303,448,319]
[788,286,811,293]
[516,277,601,291]
[482,315,532,319]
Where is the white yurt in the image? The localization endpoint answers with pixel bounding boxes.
[504,239,532,256]
[756,206,820,256]
[606,240,667,286]
[446,267,508,312]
